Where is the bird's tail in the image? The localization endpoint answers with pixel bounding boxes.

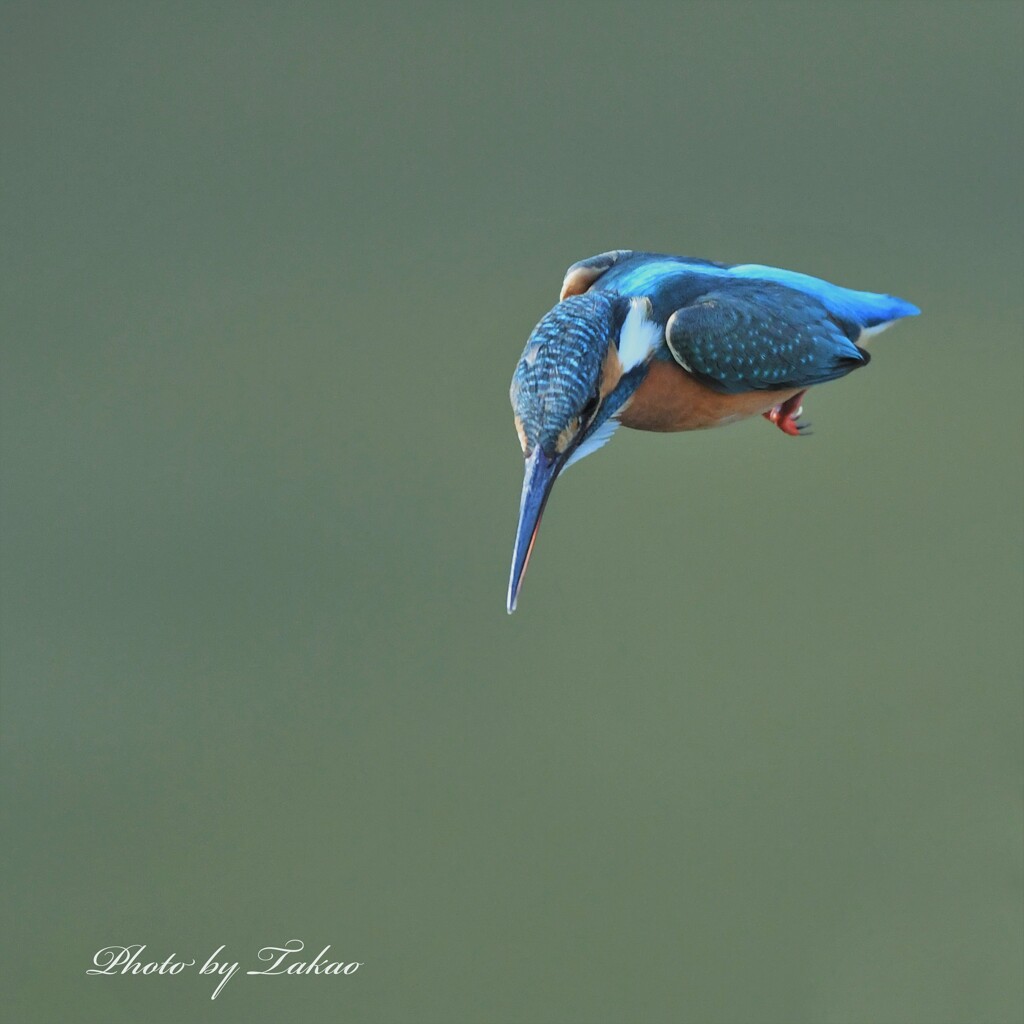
[857,292,920,327]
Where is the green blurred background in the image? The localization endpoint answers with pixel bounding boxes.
[3,3,1021,1022]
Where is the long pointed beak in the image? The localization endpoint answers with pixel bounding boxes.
[507,447,559,613]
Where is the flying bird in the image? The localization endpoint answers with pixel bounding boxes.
[507,249,919,612]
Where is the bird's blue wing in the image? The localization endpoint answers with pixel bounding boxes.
[664,282,869,394]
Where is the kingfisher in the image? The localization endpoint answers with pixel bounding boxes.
[507,249,919,612]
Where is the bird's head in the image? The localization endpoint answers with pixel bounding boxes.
[507,291,659,612]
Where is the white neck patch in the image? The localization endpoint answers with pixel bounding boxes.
[617,297,662,371]
[563,416,620,471]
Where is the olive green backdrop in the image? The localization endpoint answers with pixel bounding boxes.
[3,3,1021,1023]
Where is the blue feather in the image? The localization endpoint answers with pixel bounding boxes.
[664,283,870,393]
[590,252,919,330]
[728,264,920,327]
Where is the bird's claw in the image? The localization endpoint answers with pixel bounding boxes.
[763,390,811,437]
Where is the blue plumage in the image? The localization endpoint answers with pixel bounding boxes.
[728,263,920,327]
[510,292,628,456]
[565,249,919,394]
[505,249,920,611]
[581,250,920,332]
[664,282,868,393]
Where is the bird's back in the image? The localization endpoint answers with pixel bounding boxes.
[585,251,919,332]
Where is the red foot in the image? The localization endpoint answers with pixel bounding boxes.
[763,390,810,437]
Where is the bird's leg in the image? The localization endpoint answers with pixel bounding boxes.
[763,389,810,437]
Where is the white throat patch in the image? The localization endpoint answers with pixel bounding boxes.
[617,297,662,371]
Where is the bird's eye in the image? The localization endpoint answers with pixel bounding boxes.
[580,395,600,422]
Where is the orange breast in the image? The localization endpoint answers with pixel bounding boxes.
[618,359,800,433]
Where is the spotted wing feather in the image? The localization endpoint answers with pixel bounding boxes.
[665,282,869,394]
